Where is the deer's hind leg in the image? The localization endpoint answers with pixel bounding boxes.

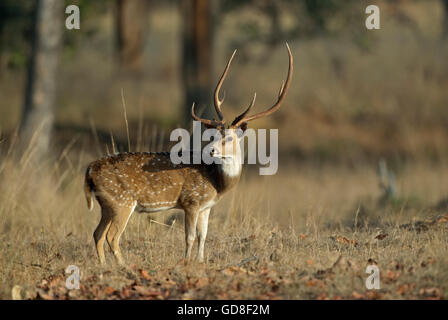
[93,207,113,265]
[106,204,136,265]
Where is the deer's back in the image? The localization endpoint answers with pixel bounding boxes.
[86,152,218,210]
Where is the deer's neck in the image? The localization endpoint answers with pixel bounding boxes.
[210,156,242,194]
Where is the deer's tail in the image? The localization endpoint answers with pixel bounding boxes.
[84,166,95,211]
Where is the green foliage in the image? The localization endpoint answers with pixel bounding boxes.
[0,0,35,69]
[0,0,113,69]
[303,0,351,30]
[220,0,363,50]
[62,0,112,54]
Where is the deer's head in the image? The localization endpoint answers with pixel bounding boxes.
[191,43,293,165]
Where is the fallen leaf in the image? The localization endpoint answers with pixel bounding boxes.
[49,276,64,287]
[217,292,228,299]
[139,269,151,280]
[133,285,148,295]
[385,270,400,282]
[145,291,163,298]
[194,277,209,288]
[351,291,365,299]
[299,234,307,240]
[419,287,441,299]
[120,287,133,299]
[396,284,409,295]
[305,278,326,289]
[305,279,317,287]
[366,291,382,299]
[375,233,388,240]
[317,293,328,300]
[335,236,358,246]
[435,214,448,224]
[396,283,415,295]
[104,286,116,296]
[162,277,177,287]
[133,286,163,299]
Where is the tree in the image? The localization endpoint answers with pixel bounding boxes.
[443,0,448,38]
[181,0,214,126]
[0,1,35,69]
[21,0,63,160]
[115,0,150,73]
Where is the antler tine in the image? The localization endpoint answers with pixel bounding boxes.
[231,92,257,127]
[191,103,223,128]
[231,43,293,128]
[278,80,285,97]
[214,49,237,121]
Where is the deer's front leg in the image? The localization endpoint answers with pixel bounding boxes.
[184,208,199,260]
[197,208,211,263]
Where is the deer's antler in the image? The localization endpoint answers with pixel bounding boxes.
[191,103,224,128]
[191,50,239,128]
[231,43,293,128]
[192,43,293,129]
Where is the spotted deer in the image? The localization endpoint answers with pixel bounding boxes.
[84,43,293,265]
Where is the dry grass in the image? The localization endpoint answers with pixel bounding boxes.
[1,134,447,300]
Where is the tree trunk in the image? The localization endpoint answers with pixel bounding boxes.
[21,0,63,160]
[181,0,214,127]
[443,0,448,38]
[115,0,149,73]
